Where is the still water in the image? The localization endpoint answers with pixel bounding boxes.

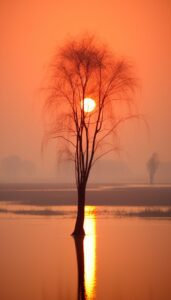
[0,206,170,300]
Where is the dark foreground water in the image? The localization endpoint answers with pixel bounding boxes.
[0,205,171,300]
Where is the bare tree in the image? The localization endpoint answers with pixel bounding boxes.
[44,35,137,236]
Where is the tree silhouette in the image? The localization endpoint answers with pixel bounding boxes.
[44,35,137,235]
[147,152,159,184]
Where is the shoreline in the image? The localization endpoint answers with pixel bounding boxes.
[0,184,171,206]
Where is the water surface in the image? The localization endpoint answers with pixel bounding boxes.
[0,205,170,300]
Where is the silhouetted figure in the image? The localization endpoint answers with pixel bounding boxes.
[73,236,86,300]
[147,153,159,184]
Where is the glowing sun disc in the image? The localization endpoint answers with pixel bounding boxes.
[81,98,96,113]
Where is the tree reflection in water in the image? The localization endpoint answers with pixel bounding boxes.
[73,206,96,300]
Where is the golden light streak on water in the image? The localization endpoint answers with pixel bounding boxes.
[84,206,96,299]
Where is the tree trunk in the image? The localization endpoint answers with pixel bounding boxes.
[72,184,86,236]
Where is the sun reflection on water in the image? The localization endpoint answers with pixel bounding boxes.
[84,206,96,299]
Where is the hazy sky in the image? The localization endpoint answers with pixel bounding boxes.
[0,0,171,180]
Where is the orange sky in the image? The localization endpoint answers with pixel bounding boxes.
[0,0,171,181]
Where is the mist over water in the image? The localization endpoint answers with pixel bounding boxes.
[0,158,171,184]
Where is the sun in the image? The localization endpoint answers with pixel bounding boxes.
[81,98,96,113]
